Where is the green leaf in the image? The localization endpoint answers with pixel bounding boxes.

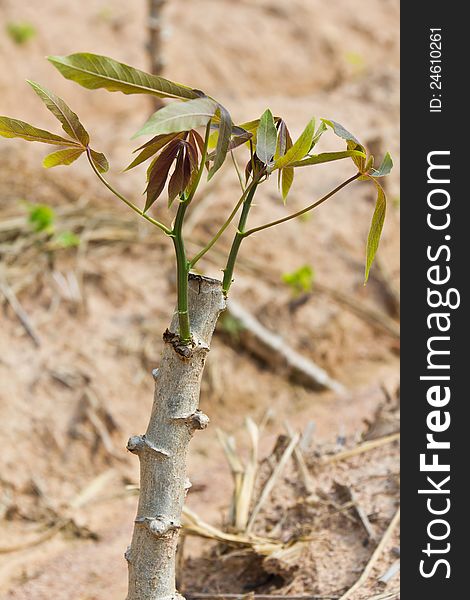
[43,147,84,168]
[281,166,294,203]
[321,119,359,144]
[365,178,387,283]
[256,109,277,165]
[48,53,200,100]
[347,140,367,172]
[370,152,393,177]
[290,150,365,168]
[134,97,217,138]
[273,119,315,170]
[0,116,80,146]
[27,81,89,146]
[89,149,109,173]
[310,121,327,150]
[364,155,374,174]
[208,104,232,180]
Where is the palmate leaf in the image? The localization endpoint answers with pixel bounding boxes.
[208,104,232,180]
[134,97,217,138]
[144,138,182,211]
[365,177,387,283]
[27,80,89,146]
[0,116,80,146]
[256,109,277,165]
[290,150,366,168]
[273,119,315,170]
[48,53,200,100]
[43,147,84,168]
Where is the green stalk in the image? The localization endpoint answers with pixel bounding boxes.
[172,200,191,343]
[169,123,211,343]
[222,183,258,294]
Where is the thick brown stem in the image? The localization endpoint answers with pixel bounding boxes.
[126,274,225,600]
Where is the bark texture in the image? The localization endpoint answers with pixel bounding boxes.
[126,274,225,600]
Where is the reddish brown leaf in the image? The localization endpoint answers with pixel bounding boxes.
[182,151,193,193]
[167,149,185,206]
[145,139,181,211]
[126,133,181,171]
[186,139,199,171]
[276,120,288,158]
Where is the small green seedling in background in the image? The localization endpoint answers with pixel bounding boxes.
[5,21,37,45]
[282,264,315,296]
[25,202,80,248]
[27,202,55,232]
[53,230,80,248]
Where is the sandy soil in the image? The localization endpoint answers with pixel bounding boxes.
[0,0,399,598]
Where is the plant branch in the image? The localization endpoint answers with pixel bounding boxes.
[222,182,258,294]
[243,173,360,237]
[86,147,172,235]
[172,201,191,343]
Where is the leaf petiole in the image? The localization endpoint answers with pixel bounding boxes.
[242,172,361,238]
[85,147,172,236]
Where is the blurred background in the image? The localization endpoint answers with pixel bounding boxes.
[0,1,400,598]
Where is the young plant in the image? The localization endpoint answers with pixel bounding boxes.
[25,202,80,248]
[0,53,392,600]
[282,264,315,296]
[5,21,37,45]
